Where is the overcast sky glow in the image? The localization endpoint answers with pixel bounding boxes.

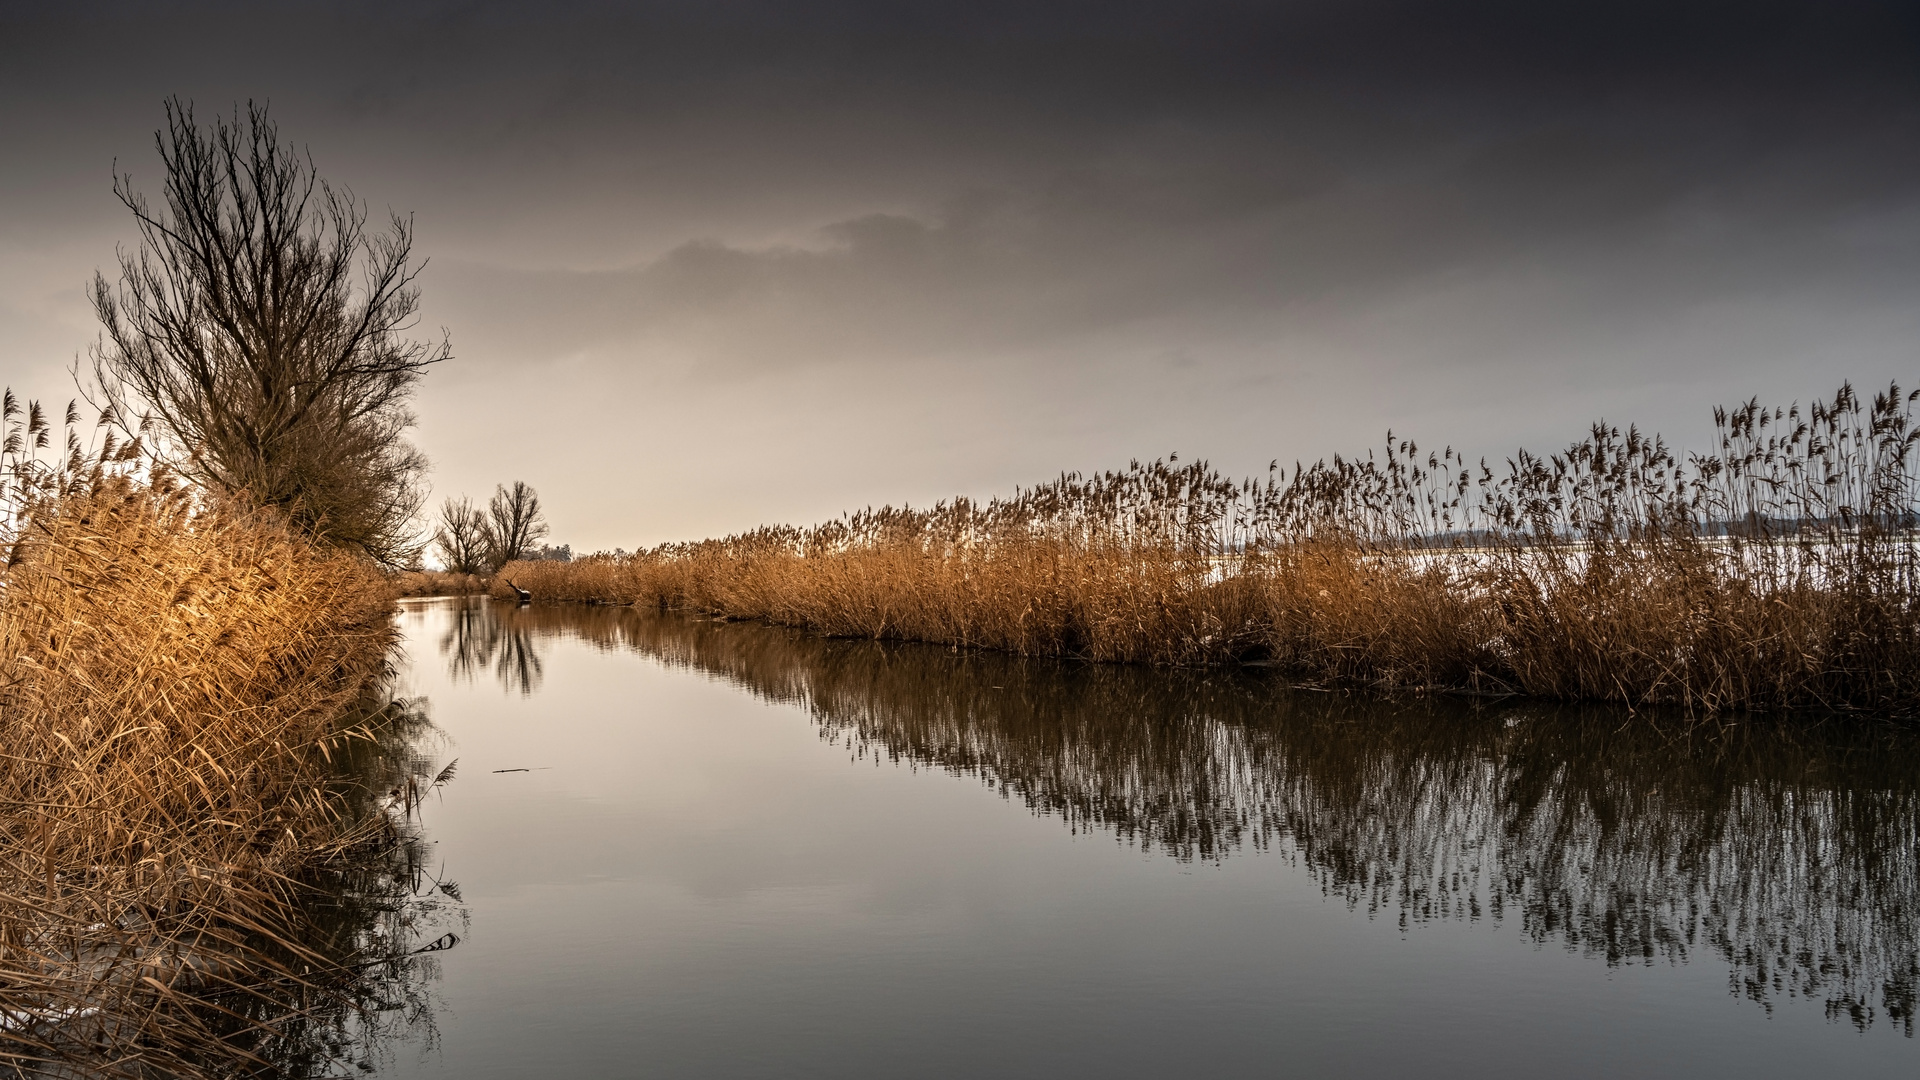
[3,1,1917,551]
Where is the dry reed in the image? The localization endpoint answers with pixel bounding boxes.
[497,381,1920,713]
[0,397,447,1077]
[391,569,488,597]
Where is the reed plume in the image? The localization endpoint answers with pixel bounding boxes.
[497,381,1920,713]
[0,395,451,1077]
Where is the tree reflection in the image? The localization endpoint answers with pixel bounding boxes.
[440,597,544,695]
[454,601,1920,1034]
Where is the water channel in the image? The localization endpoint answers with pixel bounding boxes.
[371,597,1919,1077]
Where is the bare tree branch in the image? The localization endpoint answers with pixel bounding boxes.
[431,496,489,575]
[89,99,449,566]
[485,482,548,571]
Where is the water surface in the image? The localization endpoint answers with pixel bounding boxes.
[379,598,1919,1078]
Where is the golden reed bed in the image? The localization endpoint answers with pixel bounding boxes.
[0,482,435,1078]
[491,383,1920,714]
[391,569,487,597]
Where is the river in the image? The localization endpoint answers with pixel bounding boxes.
[369,596,1919,1078]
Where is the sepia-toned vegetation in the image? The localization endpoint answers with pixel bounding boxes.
[0,396,458,1076]
[496,381,1920,713]
[392,569,489,598]
[1,96,461,1076]
[89,99,447,567]
[430,481,550,578]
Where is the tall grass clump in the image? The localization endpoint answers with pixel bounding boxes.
[392,569,488,597]
[499,381,1920,714]
[0,395,450,1077]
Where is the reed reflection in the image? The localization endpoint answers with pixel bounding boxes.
[4,696,465,1080]
[446,601,1920,1034]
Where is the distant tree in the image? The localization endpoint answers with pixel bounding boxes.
[89,98,449,566]
[431,495,490,574]
[485,481,548,570]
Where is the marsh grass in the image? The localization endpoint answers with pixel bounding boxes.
[392,569,488,597]
[0,397,455,1077]
[500,381,1920,713]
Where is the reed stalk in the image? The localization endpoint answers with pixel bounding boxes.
[0,396,451,1077]
[496,381,1920,713]
[392,569,489,597]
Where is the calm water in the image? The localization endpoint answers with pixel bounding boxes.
[373,597,1919,1078]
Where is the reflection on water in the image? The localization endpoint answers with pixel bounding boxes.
[301,696,466,1076]
[442,598,1920,1034]
[442,599,544,696]
[4,696,464,1080]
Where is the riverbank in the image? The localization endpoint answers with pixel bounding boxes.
[487,384,1920,715]
[0,482,429,1077]
[394,568,490,597]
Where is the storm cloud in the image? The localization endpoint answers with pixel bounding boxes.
[3,1,1916,548]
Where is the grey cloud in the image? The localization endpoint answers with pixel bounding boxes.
[4,0,1918,547]
[432,103,1920,387]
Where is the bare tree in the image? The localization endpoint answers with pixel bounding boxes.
[485,481,548,570]
[89,98,449,565]
[431,495,490,574]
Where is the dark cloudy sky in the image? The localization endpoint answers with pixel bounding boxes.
[3,1,1917,551]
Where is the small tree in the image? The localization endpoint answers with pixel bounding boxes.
[89,99,449,565]
[485,481,548,570]
[430,495,489,574]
